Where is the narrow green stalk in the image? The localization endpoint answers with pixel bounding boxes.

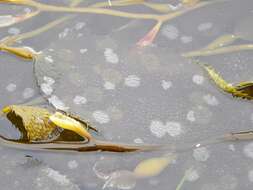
[183,44,253,57]
[175,167,193,190]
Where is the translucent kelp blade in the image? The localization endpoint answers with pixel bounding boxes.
[58,110,99,133]
[204,34,238,50]
[133,154,176,178]
[175,167,194,190]
[234,15,253,41]
[49,112,93,141]
[182,44,253,57]
[195,61,253,100]
[194,61,235,94]
[181,0,201,6]
[0,45,38,60]
[2,105,57,141]
[1,105,88,142]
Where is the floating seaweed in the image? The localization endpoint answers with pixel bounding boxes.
[2,102,253,153]
[194,61,253,100]
[1,104,165,152]
[0,1,253,189]
[182,14,253,57]
[0,0,219,53]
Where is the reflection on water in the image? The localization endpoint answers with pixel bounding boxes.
[0,0,253,189]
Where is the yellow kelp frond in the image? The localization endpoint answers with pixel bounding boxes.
[0,45,38,60]
[49,112,93,141]
[181,0,200,6]
[182,44,253,57]
[194,61,253,100]
[2,105,57,141]
[60,111,98,133]
[204,34,238,50]
[194,61,235,93]
[0,0,29,4]
[133,154,176,178]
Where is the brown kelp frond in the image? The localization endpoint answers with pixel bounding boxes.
[49,111,93,141]
[2,105,55,141]
[0,105,166,152]
[1,105,90,142]
[233,81,253,100]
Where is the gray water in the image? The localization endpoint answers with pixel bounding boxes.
[0,0,253,189]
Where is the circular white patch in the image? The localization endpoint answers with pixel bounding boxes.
[22,88,35,99]
[243,142,253,159]
[104,48,119,64]
[193,147,210,162]
[203,94,219,106]
[149,120,167,138]
[149,120,182,138]
[248,170,253,182]
[58,28,70,39]
[161,25,179,40]
[165,122,182,137]
[104,81,115,90]
[103,170,136,190]
[80,48,88,54]
[42,167,71,186]
[187,110,196,122]
[228,144,235,152]
[73,95,87,105]
[93,111,110,124]
[75,22,86,30]
[161,80,172,90]
[124,75,141,87]
[197,22,213,31]
[180,36,193,44]
[68,160,78,169]
[134,138,143,144]
[192,75,204,85]
[185,169,200,182]
[8,27,20,35]
[43,76,55,85]
[48,95,69,110]
[44,56,54,63]
[6,83,17,92]
[23,7,32,14]
[40,83,53,96]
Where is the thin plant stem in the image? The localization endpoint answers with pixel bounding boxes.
[1,0,216,22]
[175,167,193,190]
[182,44,253,57]
[3,16,75,46]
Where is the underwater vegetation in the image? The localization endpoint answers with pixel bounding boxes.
[0,0,253,189]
